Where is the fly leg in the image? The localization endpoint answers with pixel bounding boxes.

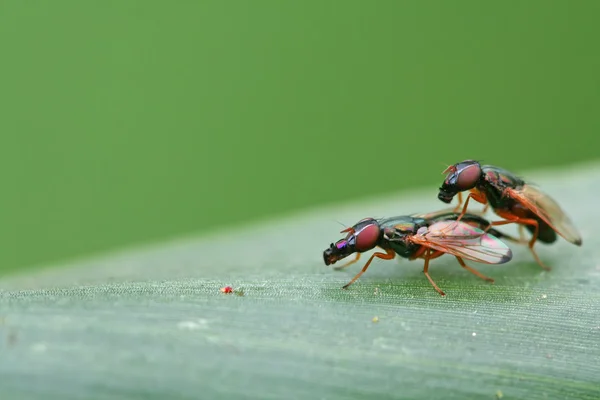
[452,192,464,213]
[481,203,490,215]
[487,229,526,246]
[410,247,444,261]
[455,192,488,223]
[519,218,551,271]
[455,257,495,283]
[483,220,526,244]
[333,253,361,271]
[517,225,529,245]
[488,217,551,271]
[342,248,395,289]
[335,247,396,270]
[422,249,446,296]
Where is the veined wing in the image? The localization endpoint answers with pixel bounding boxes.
[409,221,513,264]
[505,185,582,246]
[411,210,518,242]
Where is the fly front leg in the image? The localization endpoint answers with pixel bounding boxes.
[342,248,395,289]
[455,191,488,223]
[335,246,395,271]
[455,257,495,283]
[452,192,465,213]
[333,253,361,271]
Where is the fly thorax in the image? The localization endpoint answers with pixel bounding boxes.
[387,238,416,259]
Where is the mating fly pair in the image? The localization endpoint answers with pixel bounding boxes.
[323,160,581,296]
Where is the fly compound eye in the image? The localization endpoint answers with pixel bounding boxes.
[354,223,380,251]
[454,161,482,190]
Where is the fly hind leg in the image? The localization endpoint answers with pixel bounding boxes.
[488,217,551,271]
[455,257,495,283]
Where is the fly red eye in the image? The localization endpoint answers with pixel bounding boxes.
[355,223,380,251]
[455,163,481,190]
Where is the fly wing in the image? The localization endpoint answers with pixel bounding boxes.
[505,185,582,246]
[409,221,513,264]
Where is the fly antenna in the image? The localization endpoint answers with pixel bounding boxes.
[333,219,348,229]
[441,162,456,174]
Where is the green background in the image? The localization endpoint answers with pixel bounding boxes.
[1,0,598,275]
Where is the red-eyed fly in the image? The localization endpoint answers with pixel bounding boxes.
[323,213,513,296]
[438,160,582,270]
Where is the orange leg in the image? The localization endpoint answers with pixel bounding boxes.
[454,192,489,216]
[453,192,465,212]
[489,231,526,246]
[411,245,444,260]
[516,224,529,244]
[427,250,445,261]
[455,257,495,283]
[342,248,396,289]
[455,192,488,223]
[488,217,550,271]
[422,249,446,296]
[335,247,395,271]
[333,252,361,271]
[483,218,526,245]
[481,202,490,215]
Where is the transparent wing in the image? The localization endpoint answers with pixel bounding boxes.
[505,185,582,246]
[409,221,513,264]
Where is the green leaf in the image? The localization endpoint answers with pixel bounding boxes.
[1,162,599,400]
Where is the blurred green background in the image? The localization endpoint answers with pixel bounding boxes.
[0,1,598,276]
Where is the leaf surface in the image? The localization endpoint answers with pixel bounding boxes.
[1,163,599,400]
